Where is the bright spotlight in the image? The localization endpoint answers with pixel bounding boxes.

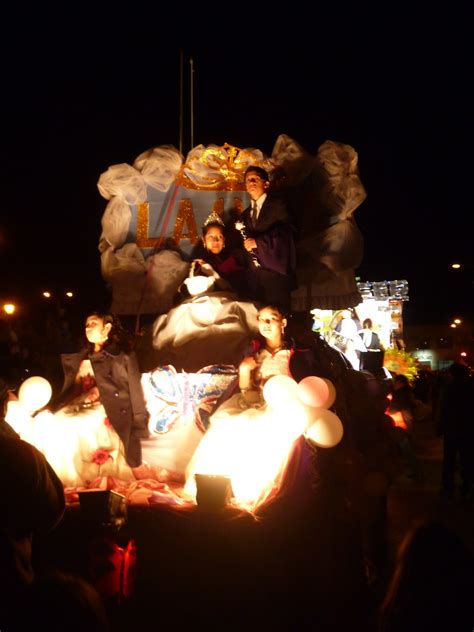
[42,291,52,298]
[3,304,15,315]
[65,291,74,298]
[451,263,461,269]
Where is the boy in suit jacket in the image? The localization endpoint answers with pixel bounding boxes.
[241,166,296,312]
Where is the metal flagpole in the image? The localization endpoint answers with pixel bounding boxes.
[189,57,194,150]
[179,50,184,155]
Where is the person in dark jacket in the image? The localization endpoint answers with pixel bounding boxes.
[389,374,420,480]
[1,433,65,629]
[436,362,474,499]
[57,312,149,469]
[359,318,382,350]
[240,166,296,313]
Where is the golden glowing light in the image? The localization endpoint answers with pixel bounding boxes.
[3,303,15,315]
[66,291,74,298]
[43,291,52,298]
[389,410,408,431]
[5,400,30,434]
[185,375,342,512]
[186,405,306,510]
[450,323,457,328]
[451,263,461,269]
[454,318,461,324]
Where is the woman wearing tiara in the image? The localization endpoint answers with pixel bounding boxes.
[192,218,249,297]
[177,212,249,301]
[152,212,259,371]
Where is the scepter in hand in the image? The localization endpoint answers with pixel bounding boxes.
[235,220,260,267]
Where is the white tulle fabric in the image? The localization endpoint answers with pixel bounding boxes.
[97,163,147,204]
[273,135,366,310]
[101,246,189,315]
[271,134,315,184]
[317,140,367,220]
[100,196,132,250]
[133,145,183,192]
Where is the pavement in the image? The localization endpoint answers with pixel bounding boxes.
[386,418,474,563]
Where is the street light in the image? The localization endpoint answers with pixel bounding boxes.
[2,303,15,315]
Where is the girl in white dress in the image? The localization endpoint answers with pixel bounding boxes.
[185,305,305,511]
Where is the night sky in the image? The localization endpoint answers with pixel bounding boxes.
[1,11,472,325]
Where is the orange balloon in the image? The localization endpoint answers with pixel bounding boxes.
[297,376,330,408]
[321,378,336,408]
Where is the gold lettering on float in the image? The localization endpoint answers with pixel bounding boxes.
[173,199,198,245]
[136,202,161,248]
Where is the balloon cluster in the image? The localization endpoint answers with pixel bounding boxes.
[262,374,343,448]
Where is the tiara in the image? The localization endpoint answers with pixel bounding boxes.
[203,210,225,227]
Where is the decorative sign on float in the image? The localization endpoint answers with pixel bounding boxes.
[98,136,367,315]
[129,144,254,256]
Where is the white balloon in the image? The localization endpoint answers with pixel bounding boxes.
[305,409,343,448]
[18,376,52,412]
[302,404,321,428]
[263,375,299,409]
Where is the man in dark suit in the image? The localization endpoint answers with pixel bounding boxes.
[241,166,296,312]
[359,318,382,350]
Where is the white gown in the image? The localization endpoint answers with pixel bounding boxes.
[14,360,134,487]
[184,349,305,511]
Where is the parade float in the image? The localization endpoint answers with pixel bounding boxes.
[6,135,372,513]
[311,278,414,376]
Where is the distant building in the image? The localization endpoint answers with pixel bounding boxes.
[404,323,473,370]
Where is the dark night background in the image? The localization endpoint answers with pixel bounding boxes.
[0,10,472,326]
